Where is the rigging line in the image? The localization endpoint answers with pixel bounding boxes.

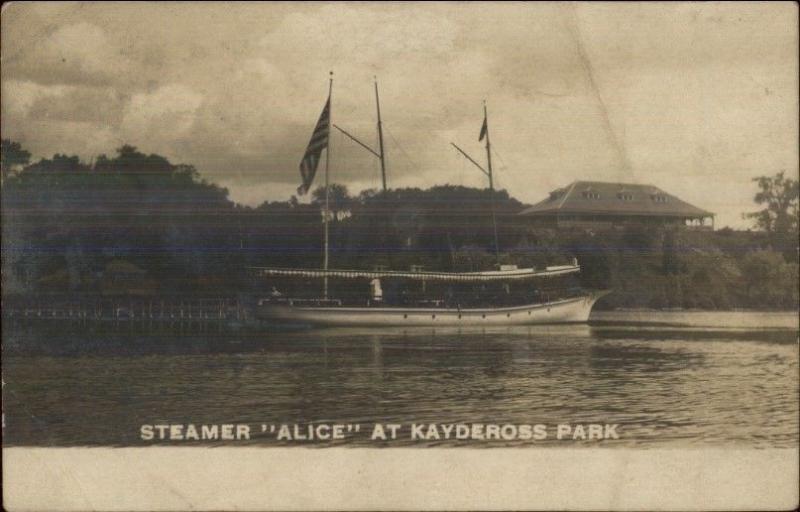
[384,124,421,174]
[490,148,508,190]
[336,124,382,190]
[491,146,509,171]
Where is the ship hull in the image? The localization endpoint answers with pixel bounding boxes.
[257,293,604,327]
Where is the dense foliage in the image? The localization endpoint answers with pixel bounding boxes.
[2,140,798,309]
[744,171,799,262]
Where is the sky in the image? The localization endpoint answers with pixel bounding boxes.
[2,1,797,228]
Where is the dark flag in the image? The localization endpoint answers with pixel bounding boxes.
[479,114,488,142]
[298,97,331,195]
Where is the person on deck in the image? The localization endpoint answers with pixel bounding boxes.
[369,278,383,305]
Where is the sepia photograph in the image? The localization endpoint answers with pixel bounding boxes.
[2,1,798,510]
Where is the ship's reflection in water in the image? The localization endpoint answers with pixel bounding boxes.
[3,312,798,448]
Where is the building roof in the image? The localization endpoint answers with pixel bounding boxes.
[518,181,713,218]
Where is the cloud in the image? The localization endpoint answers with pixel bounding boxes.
[27,86,125,124]
[258,4,460,68]
[1,80,71,118]
[4,21,134,87]
[121,84,203,147]
[1,2,796,228]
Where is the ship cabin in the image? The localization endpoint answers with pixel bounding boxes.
[252,264,584,309]
[518,181,714,231]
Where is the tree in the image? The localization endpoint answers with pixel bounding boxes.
[746,171,799,233]
[745,171,799,261]
[1,139,31,181]
[2,144,239,294]
[740,250,798,308]
[311,183,353,219]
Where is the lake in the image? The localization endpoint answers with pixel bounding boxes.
[2,311,797,447]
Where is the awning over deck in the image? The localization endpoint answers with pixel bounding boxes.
[248,265,579,282]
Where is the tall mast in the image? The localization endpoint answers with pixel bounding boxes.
[331,77,388,193]
[323,71,333,299]
[375,77,387,192]
[450,101,501,265]
[484,101,500,262]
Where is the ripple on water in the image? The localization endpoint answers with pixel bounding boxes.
[2,311,798,447]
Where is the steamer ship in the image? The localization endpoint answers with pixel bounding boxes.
[254,73,607,326]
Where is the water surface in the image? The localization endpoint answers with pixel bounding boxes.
[3,311,797,447]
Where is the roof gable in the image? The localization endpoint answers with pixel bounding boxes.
[518,181,712,217]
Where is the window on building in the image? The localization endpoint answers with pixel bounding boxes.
[582,191,600,199]
[617,193,634,201]
[650,194,668,203]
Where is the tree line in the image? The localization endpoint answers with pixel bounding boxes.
[1,140,797,309]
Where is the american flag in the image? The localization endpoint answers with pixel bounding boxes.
[297,97,330,195]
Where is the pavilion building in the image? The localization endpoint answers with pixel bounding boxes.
[518,181,714,230]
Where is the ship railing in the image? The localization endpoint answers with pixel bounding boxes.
[258,297,343,307]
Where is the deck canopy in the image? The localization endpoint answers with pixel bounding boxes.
[249,265,579,282]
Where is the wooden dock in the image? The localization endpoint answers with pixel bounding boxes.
[3,297,250,323]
